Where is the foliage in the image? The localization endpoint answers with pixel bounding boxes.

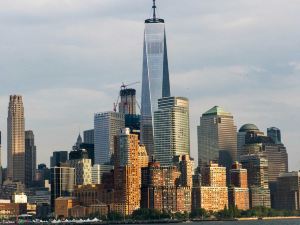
[107,211,124,221]
[131,208,171,220]
[190,208,208,219]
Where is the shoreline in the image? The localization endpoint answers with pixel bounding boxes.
[237,216,300,221]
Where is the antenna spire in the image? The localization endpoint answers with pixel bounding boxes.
[152,0,157,20]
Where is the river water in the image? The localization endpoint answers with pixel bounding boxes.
[133,220,300,225]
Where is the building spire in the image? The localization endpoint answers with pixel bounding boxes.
[152,0,157,20]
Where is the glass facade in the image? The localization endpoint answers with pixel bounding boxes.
[141,17,171,158]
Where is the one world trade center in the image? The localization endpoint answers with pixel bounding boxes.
[141,0,171,158]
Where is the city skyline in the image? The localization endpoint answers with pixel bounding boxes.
[0,0,299,170]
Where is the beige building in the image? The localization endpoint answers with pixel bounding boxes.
[198,106,237,171]
[68,158,92,185]
[228,162,249,210]
[7,95,25,183]
[154,97,190,166]
[199,163,228,212]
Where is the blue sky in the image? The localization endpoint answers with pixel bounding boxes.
[0,0,299,170]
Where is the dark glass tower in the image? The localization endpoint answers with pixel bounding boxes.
[141,0,171,157]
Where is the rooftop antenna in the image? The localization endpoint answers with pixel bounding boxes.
[152,0,157,20]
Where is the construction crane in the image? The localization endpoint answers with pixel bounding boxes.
[113,81,140,112]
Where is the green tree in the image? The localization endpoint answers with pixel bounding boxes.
[107,211,123,221]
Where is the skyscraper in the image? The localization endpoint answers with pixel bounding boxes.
[25,130,37,187]
[83,129,94,145]
[154,97,190,166]
[267,127,282,144]
[50,151,68,167]
[141,0,171,157]
[197,106,237,172]
[94,112,125,164]
[7,95,25,183]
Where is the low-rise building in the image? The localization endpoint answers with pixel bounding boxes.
[54,197,78,219]
[0,202,27,219]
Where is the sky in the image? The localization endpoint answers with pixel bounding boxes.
[0,0,299,170]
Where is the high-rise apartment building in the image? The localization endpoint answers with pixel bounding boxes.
[228,162,249,210]
[267,127,282,144]
[50,166,75,210]
[240,154,271,208]
[7,95,25,183]
[114,128,141,215]
[197,106,237,172]
[154,97,190,166]
[94,112,125,164]
[141,0,171,158]
[197,162,228,212]
[83,129,94,145]
[275,172,300,210]
[25,130,37,187]
[141,162,191,213]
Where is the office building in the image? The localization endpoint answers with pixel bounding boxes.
[50,151,68,167]
[275,171,300,210]
[7,95,25,183]
[94,112,125,164]
[114,128,141,215]
[240,132,288,183]
[240,154,271,208]
[83,129,94,145]
[154,97,190,166]
[197,106,237,172]
[91,164,114,184]
[267,127,282,144]
[228,162,249,210]
[25,130,37,187]
[237,124,264,161]
[141,0,171,158]
[197,162,228,212]
[50,166,75,210]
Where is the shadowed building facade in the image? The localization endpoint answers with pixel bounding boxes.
[141,0,171,158]
[197,106,237,175]
[25,130,37,187]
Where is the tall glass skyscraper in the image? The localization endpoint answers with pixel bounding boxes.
[141,0,171,157]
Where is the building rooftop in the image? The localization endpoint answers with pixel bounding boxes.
[203,106,231,116]
[239,124,259,132]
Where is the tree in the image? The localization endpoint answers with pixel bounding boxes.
[190,208,208,219]
[107,211,123,221]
